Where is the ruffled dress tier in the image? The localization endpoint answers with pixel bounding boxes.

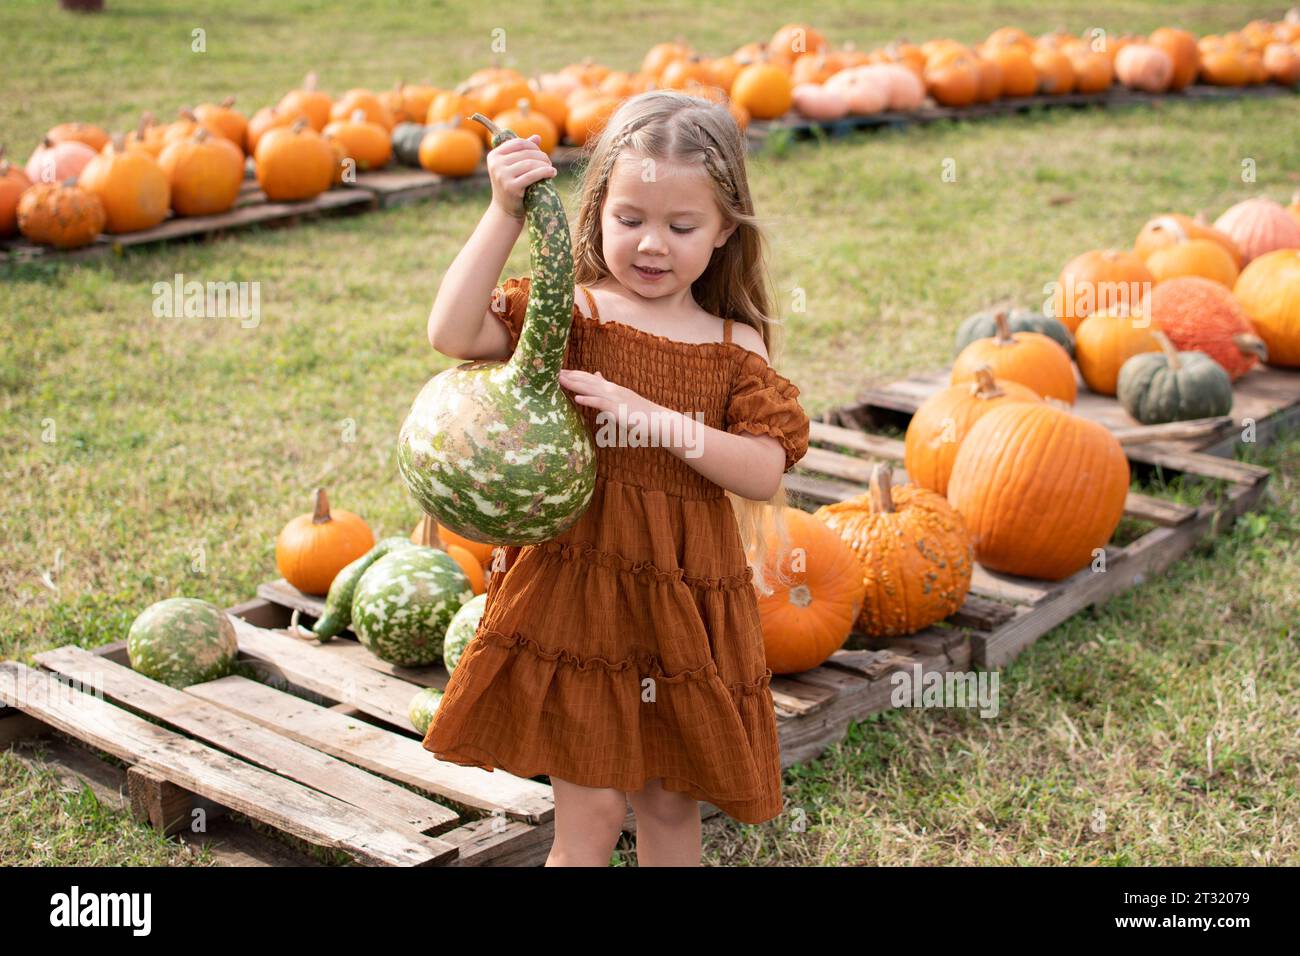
[422,276,811,824]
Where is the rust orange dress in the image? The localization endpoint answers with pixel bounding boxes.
[421,276,811,824]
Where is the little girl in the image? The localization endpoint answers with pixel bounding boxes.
[421,89,811,867]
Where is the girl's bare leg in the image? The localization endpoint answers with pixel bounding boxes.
[627,777,702,866]
[545,776,629,867]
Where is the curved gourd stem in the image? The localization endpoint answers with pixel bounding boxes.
[1153,330,1181,371]
[1233,333,1268,362]
[288,608,317,641]
[471,111,575,387]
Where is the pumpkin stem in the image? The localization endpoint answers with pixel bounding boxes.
[194,127,209,143]
[136,113,153,138]
[416,514,444,549]
[220,95,236,108]
[290,118,309,133]
[111,132,125,152]
[992,309,1015,344]
[180,107,198,122]
[869,462,895,514]
[1153,330,1181,371]
[311,487,332,524]
[351,108,367,123]
[971,364,1005,398]
[1150,214,1188,243]
[304,71,319,92]
[1233,332,1268,362]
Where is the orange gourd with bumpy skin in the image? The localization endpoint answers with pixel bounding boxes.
[1150,276,1268,380]
[951,310,1077,404]
[815,464,973,638]
[753,508,866,674]
[947,403,1130,581]
[904,365,1041,496]
[17,179,105,248]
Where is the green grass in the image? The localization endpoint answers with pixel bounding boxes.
[3,0,1299,866]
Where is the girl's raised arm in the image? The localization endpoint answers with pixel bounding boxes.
[427,133,557,361]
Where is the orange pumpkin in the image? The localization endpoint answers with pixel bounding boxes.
[77,138,171,233]
[330,89,395,131]
[278,72,334,131]
[983,46,1037,96]
[0,145,32,236]
[157,128,244,216]
[730,62,794,119]
[1146,228,1240,287]
[417,119,483,177]
[1067,48,1114,92]
[1052,248,1154,332]
[1233,250,1300,367]
[1150,276,1268,380]
[1148,28,1200,90]
[254,119,335,201]
[1074,303,1161,395]
[123,112,169,158]
[1135,213,1243,267]
[16,180,105,248]
[491,99,558,155]
[1263,42,1300,84]
[428,91,491,148]
[1114,44,1174,92]
[753,507,866,674]
[410,515,486,595]
[45,121,110,153]
[903,365,1042,496]
[246,107,305,155]
[815,464,973,638]
[924,51,981,106]
[411,516,497,566]
[564,96,620,146]
[947,403,1129,581]
[951,311,1078,404]
[1032,47,1076,93]
[322,110,392,171]
[276,488,375,596]
[193,96,248,152]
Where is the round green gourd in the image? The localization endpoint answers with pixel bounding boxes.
[350,546,474,666]
[409,686,444,736]
[391,122,428,167]
[397,113,596,545]
[955,307,1076,358]
[127,597,238,688]
[1117,331,1234,425]
[442,592,487,676]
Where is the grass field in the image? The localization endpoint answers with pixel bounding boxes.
[2,0,1298,866]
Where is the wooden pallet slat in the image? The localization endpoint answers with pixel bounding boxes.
[0,661,456,866]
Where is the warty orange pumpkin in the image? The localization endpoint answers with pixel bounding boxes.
[1151,275,1268,379]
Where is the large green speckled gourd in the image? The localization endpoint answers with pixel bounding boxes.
[397,113,596,546]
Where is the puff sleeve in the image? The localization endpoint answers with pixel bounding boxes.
[725,350,811,473]
[488,275,531,351]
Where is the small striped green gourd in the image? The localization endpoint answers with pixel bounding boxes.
[397,112,596,545]
[1116,330,1234,425]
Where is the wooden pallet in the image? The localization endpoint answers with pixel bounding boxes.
[745,81,1299,144]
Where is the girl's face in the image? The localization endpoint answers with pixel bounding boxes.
[600,151,737,300]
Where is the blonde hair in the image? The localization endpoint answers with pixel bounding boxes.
[570,89,798,595]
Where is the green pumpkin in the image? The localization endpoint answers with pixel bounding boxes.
[127,597,238,689]
[955,307,1076,358]
[391,122,427,167]
[351,546,473,666]
[1117,333,1234,425]
[408,686,444,736]
[397,113,596,545]
[442,592,487,676]
[309,535,415,642]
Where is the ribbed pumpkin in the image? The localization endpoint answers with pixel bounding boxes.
[1213,196,1300,265]
[730,62,794,119]
[0,146,32,236]
[1146,228,1241,287]
[123,112,169,158]
[904,365,1041,496]
[78,138,170,233]
[1135,212,1242,267]
[193,96,248,152]
[157,128,244,216]
[45,121,110,153]
[1234,249,1300,366]
[254,119,334,201]
[983,46,1037,96]
[278,72,334,132]
[947,403,1129,581]
[1032,47,1076,94]
[1149,276,1268,380]
[418,120,484,177]
[25,137,97,185]
[1114,43,1174,91]
[1149,27,1200,89]
[246,107,304,155]
[275,488,375,596]
[1073,303,1160,395]
[491,99,558,155]
[322,109,391,171]
[16,180,105,248]
[954,306,1075,357]
[753,507,866,674]
[1052,248,1154,333]
[428,91,491,147]
[951,310,1077,404]
[1068,48,1114,92]
[815,464,973,638]
[924,51,981,106]
[1117,331,1234,425]
[330,89,395,131]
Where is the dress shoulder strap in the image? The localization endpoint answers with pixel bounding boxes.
[579,286,599,322]
[723,318,734,345]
